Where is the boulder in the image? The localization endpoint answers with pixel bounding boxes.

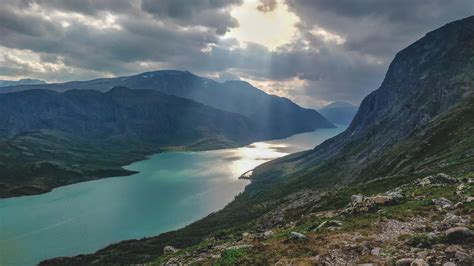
[263,230,273,238]
[445,226,474,243]
[351,194,364,203]
[426,232,437,241]
[372,195,393,204]
[456,183,466,194]
[396,258,414,266]
[442,213,464,226]
[411,259,428,266]
[164,245,179,254]
[454,251,472,262]
[345,190,403,214]
[416,250,429,260]
[445,244,463,254]
[385,188,405,200]
[418,173,459,186]
[290,231,307,240]
[242,232,252,240]
[432,198,453,209]
[442,263,456,266]
[371,247,381,256]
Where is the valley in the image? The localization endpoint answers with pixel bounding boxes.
[0,2,472,265]
[0,127,345,266]
[40,16,474,265]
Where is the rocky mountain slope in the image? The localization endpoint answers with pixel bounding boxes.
[0,86,259,198]
[42,16,474,265]
[250,15,474,187]
[318,101,358,125]
[0,78,46,87]
[0,71,334,138]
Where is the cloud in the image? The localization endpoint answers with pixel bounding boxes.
[0,0,472,106]
[141,0,242,35]
[285,0,474,60]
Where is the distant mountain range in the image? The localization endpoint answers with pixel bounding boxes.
[0,70,334,139]
[0,72,334,198]
[43,16,474,265]
[0,78,46,87]
[318,101,358,125]
[0,86,259,144]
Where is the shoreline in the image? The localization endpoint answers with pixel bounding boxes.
[0,127,328,199]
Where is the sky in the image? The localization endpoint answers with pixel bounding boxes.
[0,0,473,108]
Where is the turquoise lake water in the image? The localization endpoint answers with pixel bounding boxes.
[0,126,345,266]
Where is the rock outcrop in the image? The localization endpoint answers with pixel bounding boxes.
[344,188,404,214]
[418,174,460,186]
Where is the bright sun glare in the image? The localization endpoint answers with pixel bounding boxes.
[230,142,289,177]
[226,0,300,50]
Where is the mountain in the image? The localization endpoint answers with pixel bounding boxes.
[42,16,474,265]
[0,78,46,87]
[0,86,260,198]
[0,71,334,138]
[251,15,474,185]
[318,101,358,125]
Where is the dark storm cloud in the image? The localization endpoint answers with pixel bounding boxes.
[0,0,225,77]
[276,0,474,103]
[0,0,473,105]
[285,0,474,59]
[0,5,61,37]
[29,0,135,16]
[141,0,242,35]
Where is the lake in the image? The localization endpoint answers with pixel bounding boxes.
[0,125,345,266]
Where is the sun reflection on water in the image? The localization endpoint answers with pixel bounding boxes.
[229,142,289,177]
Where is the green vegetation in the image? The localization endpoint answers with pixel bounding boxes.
[216,247,249,265]
[407,233,441,248]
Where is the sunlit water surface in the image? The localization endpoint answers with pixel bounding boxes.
[0,125,346,265]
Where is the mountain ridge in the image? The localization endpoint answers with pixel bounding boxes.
[250,15,474,185]
[0,70,335,138]
[0,86,262,198]
[318,101,358,125]
[0,78,46,87]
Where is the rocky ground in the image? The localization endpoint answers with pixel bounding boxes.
[157,174,473,265]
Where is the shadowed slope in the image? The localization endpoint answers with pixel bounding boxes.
[0,71,334,139]
[0,87,259,198]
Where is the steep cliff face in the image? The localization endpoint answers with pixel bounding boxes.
[349,15,473,140]
[251,16,474,185]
